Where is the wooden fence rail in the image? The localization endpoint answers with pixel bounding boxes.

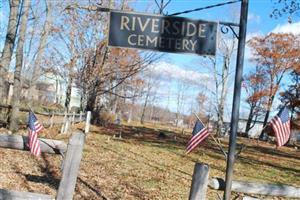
[0,134,67,154]
[0,103,87,133]
[0,103,84,117]
[0,130,86,200]
[209,177,300,198]
[0,189,54,200]
[188,162,300,199]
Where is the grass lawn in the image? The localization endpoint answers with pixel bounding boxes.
[0,123,299,199]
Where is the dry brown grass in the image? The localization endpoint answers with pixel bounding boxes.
[0,123,299,200]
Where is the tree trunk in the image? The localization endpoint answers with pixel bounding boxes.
[86,90,99,124]
[112,97,118,114]
[28,0,52,105]
[55,77,59,104]
[127,106,133,123]
[259,95,275,139]
[79,93,84,112]
[245,105,254,136]
[217,56,229,136]
[149,105,154,122]
[290,73,299,120]
[175,112,180,127]
[140,92,149,124]
[0,0,20,101]
[9,0,31,132]
[216,105,224,136]
[65,74,73,112]
[127,99,135,124]
[212,57,220,135]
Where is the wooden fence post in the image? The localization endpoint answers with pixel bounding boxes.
[60,112,67,133]
[85,111,91,134]
[188,163,210,200]
[50,113,54,128]
[63,118,70,134]
[56,131,85,200]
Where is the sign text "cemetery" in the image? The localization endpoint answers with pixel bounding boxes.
[108,11,218,55]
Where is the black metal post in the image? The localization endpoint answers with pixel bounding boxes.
[223,0,249,199]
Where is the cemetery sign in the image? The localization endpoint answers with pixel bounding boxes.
[108,11,218,56]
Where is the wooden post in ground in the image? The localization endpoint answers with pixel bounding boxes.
[60,112,67,133]
[85,111,91,134]
[56,131,85,200]
[63,117,70,134]
[188,163,209,200]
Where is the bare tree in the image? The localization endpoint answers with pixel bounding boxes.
[201,32,237,136]
[196,92,207,114]
[45,0,112,112]
[244,66,268,136]
[9,0,31,132]
[28,0,52,105]
[140,66,161,124]
[77,39,160,123]
[0,0,20,101]
[175,80,189,127]
[126,78,144,123]
[216,35,237,136]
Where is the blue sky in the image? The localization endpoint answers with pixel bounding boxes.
[1,0,299,119]
[131,0,294,71]
[129,0,300,119]
[131,0,287,35]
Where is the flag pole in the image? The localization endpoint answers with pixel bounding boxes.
[25,102,36,128]
[25,102,35,115]
[25,102,43,130]
[193,113,227,159]
[193,112,205,125]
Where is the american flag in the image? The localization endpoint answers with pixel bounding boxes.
[270,107,290,147]
[186,119,209,154]
[28,111,43,156]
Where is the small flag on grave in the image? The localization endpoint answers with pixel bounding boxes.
[186,119,209,154]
